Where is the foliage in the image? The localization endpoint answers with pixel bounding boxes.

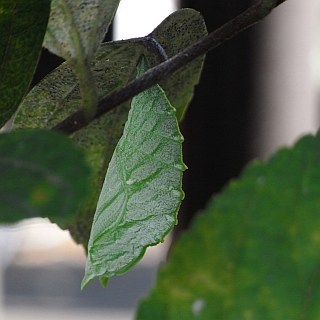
[137,132,320,319]
[2,0,317,319]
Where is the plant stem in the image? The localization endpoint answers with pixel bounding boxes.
[75,62,98,121]
[53,0,287,135]
[58,0,98,122]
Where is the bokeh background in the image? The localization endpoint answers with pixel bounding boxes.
[1,0,319,319]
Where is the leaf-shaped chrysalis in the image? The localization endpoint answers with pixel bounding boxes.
[82,55,186,288]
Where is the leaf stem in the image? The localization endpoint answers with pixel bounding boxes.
[57,1,98,122]
[52,0,287,135]
[75,63,98,121]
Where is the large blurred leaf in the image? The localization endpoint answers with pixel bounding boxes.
[81,56,186,289]
[136,131,320,319]
[0,130,91,225]
[44,0,120,64]
[0,0,50,127]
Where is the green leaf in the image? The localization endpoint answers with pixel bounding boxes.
[0,130,92,225]
[136,131,320,319]
[44,0,120,64]
[81,56,186,289]
[0,0,50,127]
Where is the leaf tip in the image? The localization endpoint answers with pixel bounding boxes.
[81,273,93,290]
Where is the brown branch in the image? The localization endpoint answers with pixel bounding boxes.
[53,0,287,135]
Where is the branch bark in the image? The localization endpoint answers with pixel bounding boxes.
[53,0,287,135]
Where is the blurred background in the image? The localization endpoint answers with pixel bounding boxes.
[1,0,319,319]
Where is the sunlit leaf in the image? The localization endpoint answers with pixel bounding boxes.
[81,56,186,289]
[0,130,91,225]
[0,0,50,127]
[136,131,320,319]
[44,0,120,63]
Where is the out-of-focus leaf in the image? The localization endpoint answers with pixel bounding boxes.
[136,131,320,319]
[149,8,207,120]
[0,0,50,127]
[44,0,120,63]
[0,130,91,225]
[81,56,186,289]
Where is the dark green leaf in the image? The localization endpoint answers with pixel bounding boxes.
[136,131,320,319]
[0,130,91,225]
[81,56,186,289]
[0,0,50,127]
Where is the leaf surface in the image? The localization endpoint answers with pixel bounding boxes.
[0,0,50,127]
[81,56,186,288]
[0,130,91,225]
[136,131,320,319]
